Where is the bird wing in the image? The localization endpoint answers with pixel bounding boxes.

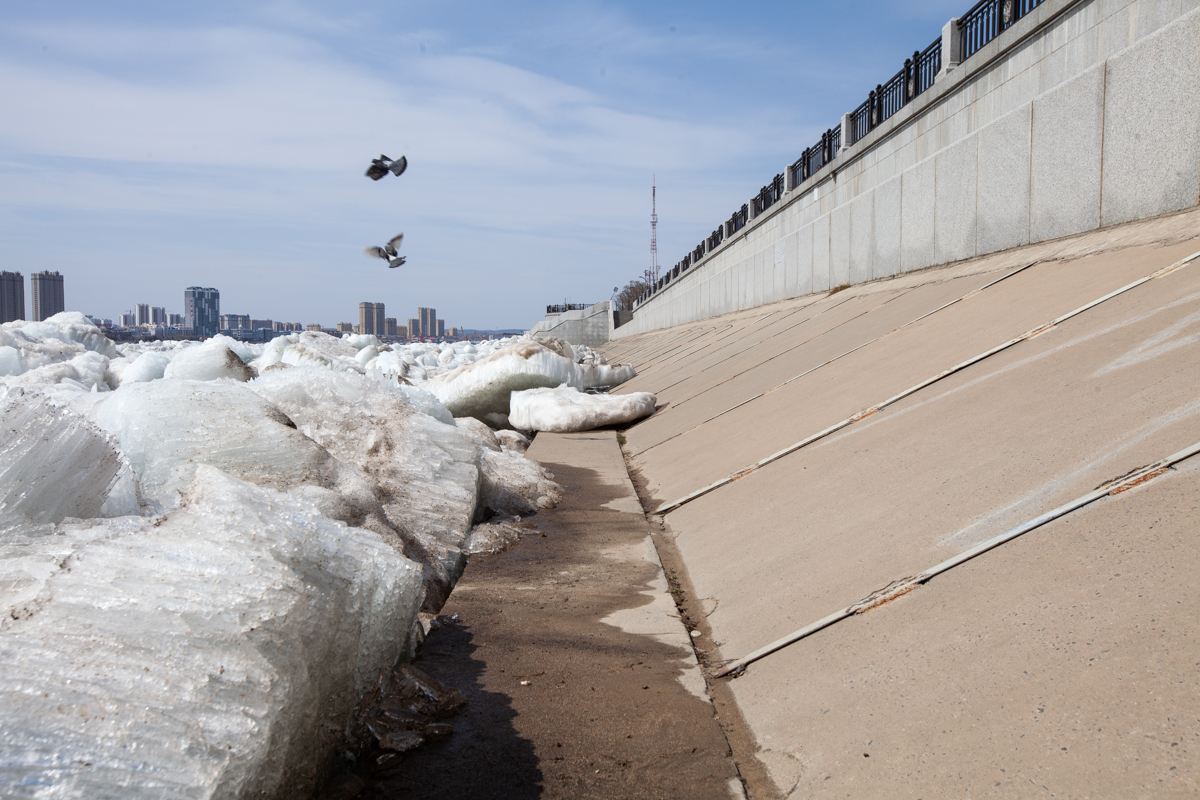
[365,164,388,180]
[386,232,404,251]
[379,154,391,162]
[389,155,408,176]
[363,246,388,259]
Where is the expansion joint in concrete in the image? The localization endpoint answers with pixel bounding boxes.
[655,248,1200,515]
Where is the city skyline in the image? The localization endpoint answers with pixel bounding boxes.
[0,1,963,330]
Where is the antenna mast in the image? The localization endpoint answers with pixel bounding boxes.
[648,176,659,284]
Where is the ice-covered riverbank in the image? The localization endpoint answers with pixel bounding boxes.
[0,313,635,798]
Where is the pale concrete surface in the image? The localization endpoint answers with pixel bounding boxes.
[1100,7,1200,226]
[528,432,709,702]
[623,227,1200,505]
[734,458,1200,798]
[603,204,1200,797]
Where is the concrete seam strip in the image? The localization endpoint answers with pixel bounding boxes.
[642,292,863,407]
[638,262,1041,456]
[656,249,1200,513]
[631,314,775,381]
[712,438,1200,678]
[667,290,907,410]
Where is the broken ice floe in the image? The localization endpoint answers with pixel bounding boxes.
[423,337,583,421]
[509,386,657,432]
[0,467,425,799]
[0,318,577,797]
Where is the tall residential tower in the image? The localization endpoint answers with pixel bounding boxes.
[30,271,64,321]
[0,272,24,324]
[185,287,220,337]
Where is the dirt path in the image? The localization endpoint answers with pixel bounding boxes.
[348,431,746,799]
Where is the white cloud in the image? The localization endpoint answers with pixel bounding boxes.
[0,11,799,327]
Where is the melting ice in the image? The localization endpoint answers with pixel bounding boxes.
[0,314,637,797]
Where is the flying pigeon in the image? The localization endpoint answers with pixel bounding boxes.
[364,232,406,268]
[365,154,408,181]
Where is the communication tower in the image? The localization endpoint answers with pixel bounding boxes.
[647,177,659,284]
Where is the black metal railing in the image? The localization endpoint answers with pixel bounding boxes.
[546,303,592,314]
[960,0,1042,60]
[725,204,749,237]
[638,0,1043,308]
[848,37,941,145]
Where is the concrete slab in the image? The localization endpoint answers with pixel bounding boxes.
[727,456,1200,798]
[630,238,1200,503]
[871,176,902,279]
[977,103,1032,255]
[900,156,936,272]
[934,133,979,265]
[670,250,1200,663]
[1101,6,1200,226]
[1030,64,1105,242]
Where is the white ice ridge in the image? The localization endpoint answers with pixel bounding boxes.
[509,386,657,432]
[0,314,572,795]
[424,337,582,421]
[0,467,425,800]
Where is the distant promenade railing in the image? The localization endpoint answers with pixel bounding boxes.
[635,0,1046,308]
[546,303,594,314]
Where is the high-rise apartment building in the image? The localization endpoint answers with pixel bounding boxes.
[152,307,166,324]
[0,271,24,324]
[384,317,397,336]
[168,313,183,326]
[407,318,420,339]
[119,312,136,327]
[436,319,445,338]
[418,307,436,339]
[337,322,354,333]
[219,314,250,331]
[30,271,65,322]
[185,287,220,336]
[358,302,386,336]
[136,304,150,326]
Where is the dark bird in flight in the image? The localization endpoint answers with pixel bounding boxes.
[364,232,406,268]
[365,154,408,181]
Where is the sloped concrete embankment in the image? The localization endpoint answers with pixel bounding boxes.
[602,206,1200,797]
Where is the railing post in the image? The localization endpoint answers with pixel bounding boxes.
[939,17,962,77]
[748,196,758,220]
[839,111,854,150]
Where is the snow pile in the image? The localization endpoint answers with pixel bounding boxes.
[120,350,172,383]
[510,386,657,432]
[454,417,561,515]
[0,315,576,795]
[573,344,636,389]
[495,428,531,454]
[462,516,539,556]
[249,368,485,608]
[0,385,133,524]
[580,362,637,389]
[252,331,366,373]
[0,314,118,390]
[162,336,257,382]
[0,467,425,800]
[424,337,582,422]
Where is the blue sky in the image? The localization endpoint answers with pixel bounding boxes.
[0,0,962,330]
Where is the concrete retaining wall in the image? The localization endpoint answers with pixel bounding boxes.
[617,0,1200,338]
[530,301,615,347]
